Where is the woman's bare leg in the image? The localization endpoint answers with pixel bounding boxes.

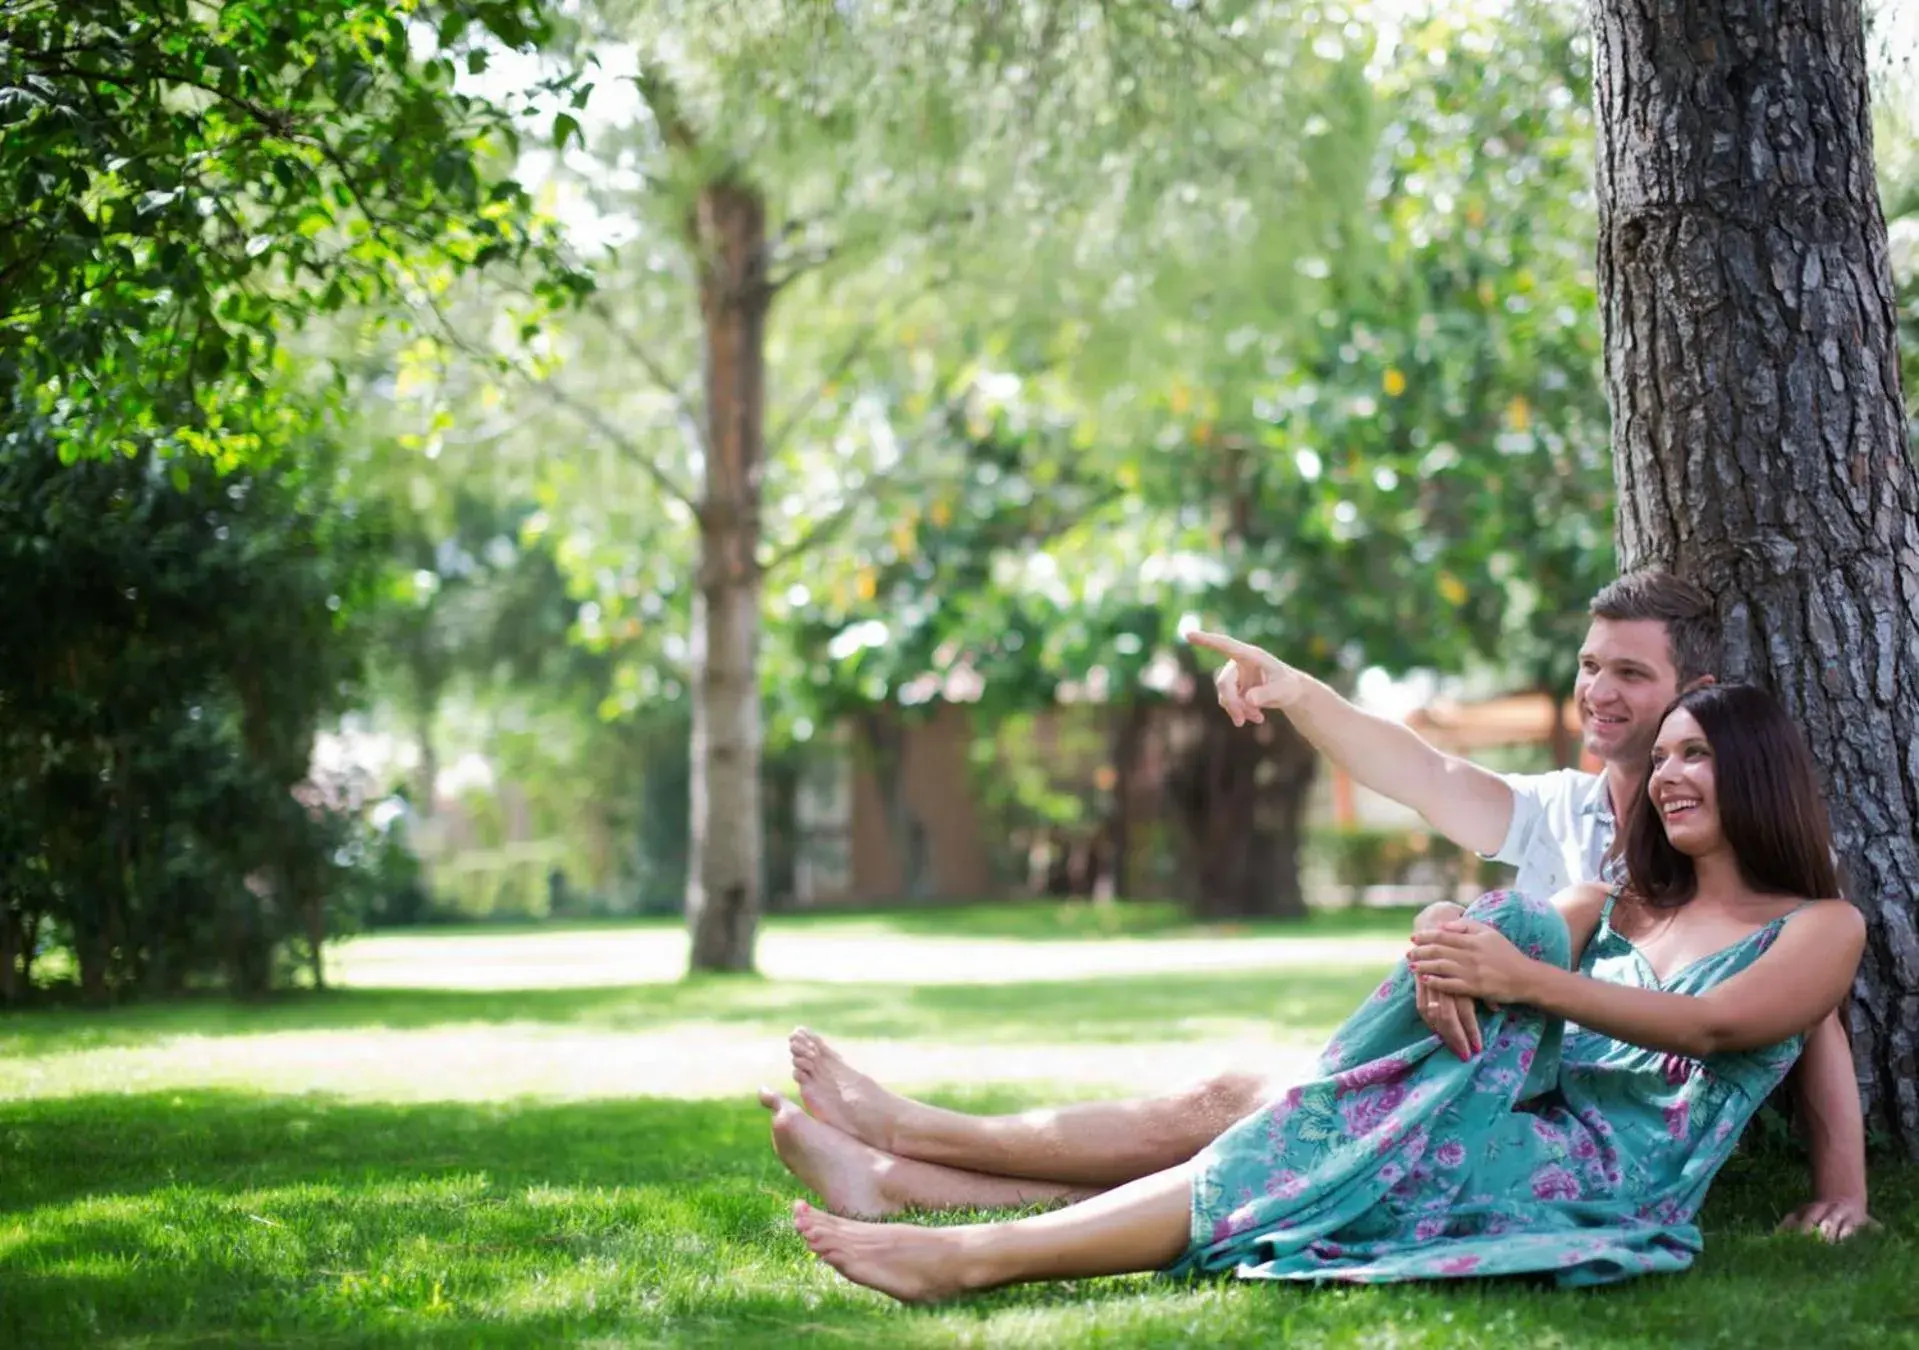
[760,1090,1094,1217]
[790,1027,1268,1187]
[794,1159,1195,1302]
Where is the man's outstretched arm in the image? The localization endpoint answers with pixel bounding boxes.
[1780,1008,1875,1242]
[1186,629,1516,855]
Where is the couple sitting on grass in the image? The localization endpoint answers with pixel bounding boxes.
[760,572,1873,1301]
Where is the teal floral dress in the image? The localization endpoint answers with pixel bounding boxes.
[1173,888,1806,1287]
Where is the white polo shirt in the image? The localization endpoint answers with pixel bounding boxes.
[1485,768,1625,898]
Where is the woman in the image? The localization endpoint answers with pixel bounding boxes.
[785,684,1866,1300]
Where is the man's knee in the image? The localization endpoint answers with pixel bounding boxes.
[1462,888,1572,968]
[1181,1069,1269,1126]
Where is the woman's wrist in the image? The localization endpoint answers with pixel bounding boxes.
[1514,954,1559,1009]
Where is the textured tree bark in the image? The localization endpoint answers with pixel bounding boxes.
[1594,0,1919,1154]
[686,179,770,973]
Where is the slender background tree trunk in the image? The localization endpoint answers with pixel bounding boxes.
[686,179,770,973]
[1594,0,1919,1154]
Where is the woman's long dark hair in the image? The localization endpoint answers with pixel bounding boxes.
[1620,683,1839,908]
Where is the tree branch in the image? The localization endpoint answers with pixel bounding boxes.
[766,239,844,295]
[413,291,701,512]
[578,287,709,457]
[766,266,956,457]
[759,472,895,575]
[765,324,878,459]
[524,377,702,511]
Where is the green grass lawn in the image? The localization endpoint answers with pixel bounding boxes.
[2,902,1914,1348]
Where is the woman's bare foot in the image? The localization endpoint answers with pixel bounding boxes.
[794,1199,979,1303]
[759,1088,901,1219]
[788,1027,911,1150]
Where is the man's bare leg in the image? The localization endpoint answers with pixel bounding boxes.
[789,1027,1271,1188]
[759,1089,1094,1218]
[794,1158,1195,1303]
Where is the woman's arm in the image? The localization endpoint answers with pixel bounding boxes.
[1414,899,1865,1060]
[1778,1009,1875,1241]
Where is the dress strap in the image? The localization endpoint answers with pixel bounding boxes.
[1774,898,1818,925]
[1599,885,1624,929]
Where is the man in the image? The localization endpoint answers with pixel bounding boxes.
[770,571,1870,1240]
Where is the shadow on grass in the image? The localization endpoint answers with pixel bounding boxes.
[769,899,1428,943]
[0,965,1390,1060]
[1,1091,1913,1350]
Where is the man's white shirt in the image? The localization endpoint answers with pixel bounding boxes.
[1484,768,1623,899]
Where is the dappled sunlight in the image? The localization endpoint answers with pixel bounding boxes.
[328,922,1411,991]
[0,1023,1323,1105]
[2,925,1394,1103]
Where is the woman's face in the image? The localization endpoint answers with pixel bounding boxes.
[1648,708,1721,855]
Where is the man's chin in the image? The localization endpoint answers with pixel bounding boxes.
[1582,726,1629,754]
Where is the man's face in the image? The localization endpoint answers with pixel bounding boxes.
[1573,618,1684,766]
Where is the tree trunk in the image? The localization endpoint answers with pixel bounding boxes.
[0,901,20,1006]
[686,178,770,973]
[1165,704,1318,919]
[1544,687,1578,770]
[1104,701,1150,899]
[854,708,932,901]
[303,875,327,991]
[1594,0,1919,1154]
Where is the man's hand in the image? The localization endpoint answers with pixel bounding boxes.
[1410,904,1481,1060]
[1778,1195,1876,1243]
[1184,630,1307,728]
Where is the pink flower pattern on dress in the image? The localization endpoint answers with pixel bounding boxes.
[1339,1083,1407,1137]
[1529,1164,1582,1201]
[1176,887,1806,1289]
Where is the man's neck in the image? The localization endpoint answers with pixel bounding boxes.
[1601,761,1641,823]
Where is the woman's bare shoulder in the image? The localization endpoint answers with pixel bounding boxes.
[1550,881,1612,916]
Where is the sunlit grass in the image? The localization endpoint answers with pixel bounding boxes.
[1,1090,1914,1348]
[3,901,1914,1347]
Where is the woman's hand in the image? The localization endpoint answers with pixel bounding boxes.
[1411,918,1540,1007]
[1408,905,1481,1059]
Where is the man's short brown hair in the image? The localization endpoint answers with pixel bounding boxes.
[1588,569,1719,685]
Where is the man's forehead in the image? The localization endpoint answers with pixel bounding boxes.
[1579,617,1676,670]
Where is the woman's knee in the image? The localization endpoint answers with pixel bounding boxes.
[1463,888,1572,968]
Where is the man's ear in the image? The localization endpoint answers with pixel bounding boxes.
[1681,674,1717,693]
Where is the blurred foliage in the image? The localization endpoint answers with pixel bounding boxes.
[1305,826,1513,909]
[11,0,1919,989]
[0,0,589,467]
[0,0,584,998]
[0,426,386,1002]
[751,1,1612,915]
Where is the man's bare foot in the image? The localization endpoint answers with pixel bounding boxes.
[789,1027,910,1150]
[793,1199,980,1303]
[759,1088,901,1219]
